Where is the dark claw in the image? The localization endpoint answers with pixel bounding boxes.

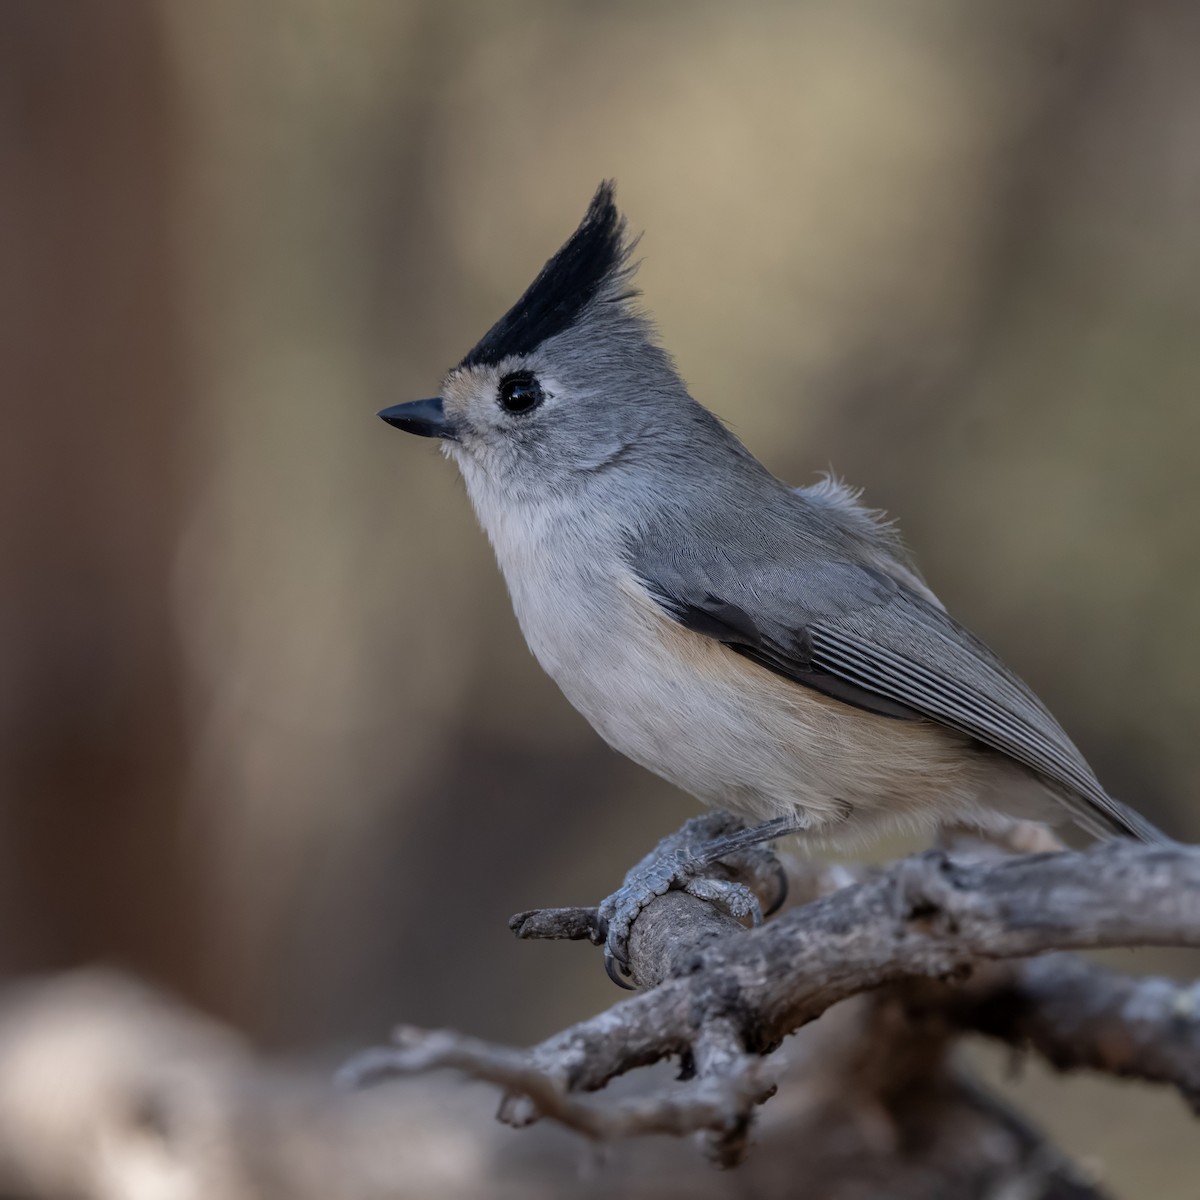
[764,855,790,917]
[604,948,636,990]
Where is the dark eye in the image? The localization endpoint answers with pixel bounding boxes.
[498,371,544,415]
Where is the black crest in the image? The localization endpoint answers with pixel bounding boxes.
[460,181,631,369]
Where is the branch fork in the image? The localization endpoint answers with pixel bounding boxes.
[341,840,1200,1166]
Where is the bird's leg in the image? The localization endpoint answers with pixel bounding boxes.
[597,811,803,988]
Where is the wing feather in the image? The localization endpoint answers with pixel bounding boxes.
[631,540,1167,844]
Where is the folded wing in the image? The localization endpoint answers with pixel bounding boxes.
[631,541,1166,844]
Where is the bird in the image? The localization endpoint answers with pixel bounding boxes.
[378,181,1168,985]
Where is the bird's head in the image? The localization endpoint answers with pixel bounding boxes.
[380,182,715,509]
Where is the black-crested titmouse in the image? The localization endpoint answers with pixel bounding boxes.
[379,182,1168,983]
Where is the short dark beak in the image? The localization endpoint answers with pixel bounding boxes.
[377,397,456,439]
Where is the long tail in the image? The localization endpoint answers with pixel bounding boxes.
[1050,781,1173,845]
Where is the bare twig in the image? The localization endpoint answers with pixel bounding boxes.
[508,907,604,942]
[508,857,857,946]
[927,954,1200,1110]
[0,969,1114,1200]
[338,1024,773,1143]
[344,840,1200,1158]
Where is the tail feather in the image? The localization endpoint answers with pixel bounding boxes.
[1049,781,1172,845]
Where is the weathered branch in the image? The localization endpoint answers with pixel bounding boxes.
[339,1023,773,1149]
[925,954,1200,1111]
[343,840,1200,1162]
[0,970,1114,1200]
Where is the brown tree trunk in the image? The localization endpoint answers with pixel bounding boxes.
[0,2,200,996]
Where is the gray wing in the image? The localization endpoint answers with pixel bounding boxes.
[630,538,1166,844]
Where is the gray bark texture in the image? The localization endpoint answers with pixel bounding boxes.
[2,841,1189,1198]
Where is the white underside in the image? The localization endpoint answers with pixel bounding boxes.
[453,455,1051,846]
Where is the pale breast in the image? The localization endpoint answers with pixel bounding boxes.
[506,554,998,836]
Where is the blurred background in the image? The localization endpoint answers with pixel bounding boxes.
[2,0,1199,1194]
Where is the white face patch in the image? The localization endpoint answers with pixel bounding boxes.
[440,363,500,444]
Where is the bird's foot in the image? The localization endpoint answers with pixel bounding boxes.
[597,811,798,988]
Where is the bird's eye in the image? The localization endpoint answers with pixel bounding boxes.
[498,371,544,415]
